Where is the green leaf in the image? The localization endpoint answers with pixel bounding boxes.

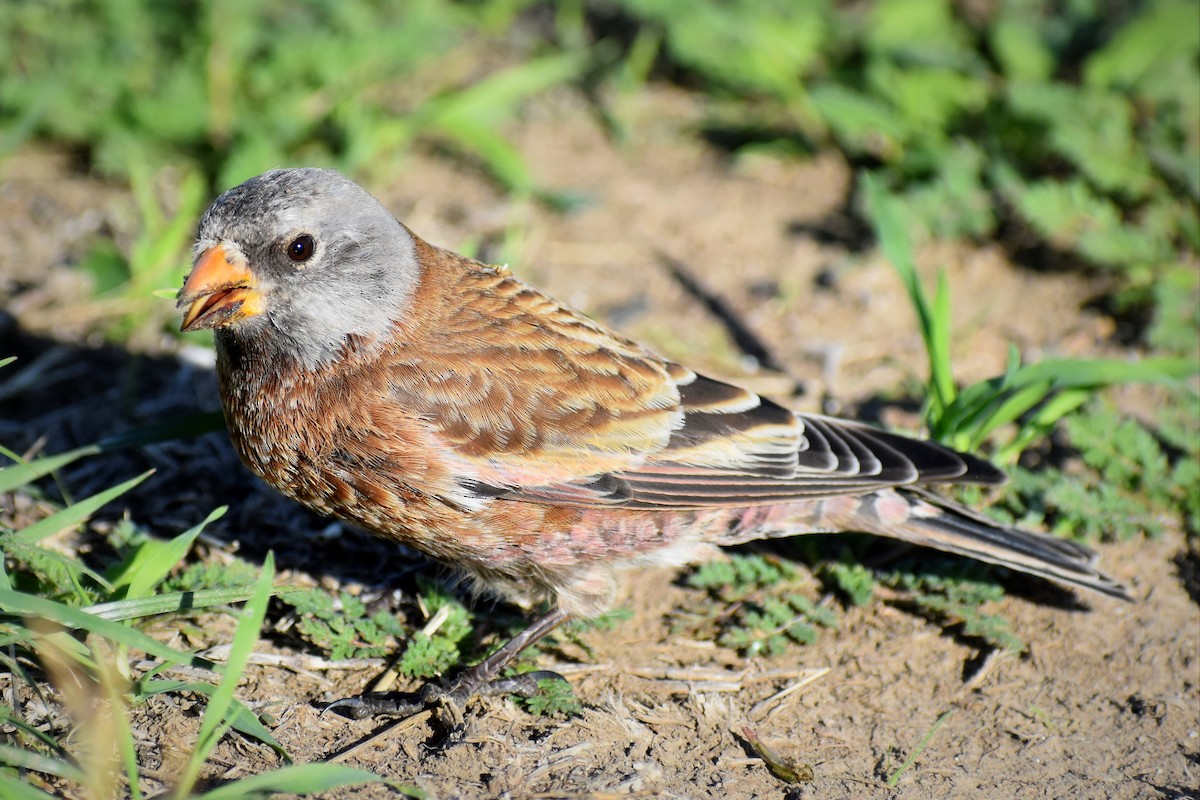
[994,389,1090,462]
[1004,83,1157,199]
[863,172,956,415]
[0,743,87,785]
[107,507,226,600]
[9,471,153,546]
[1084,0,1200,90]
[199,763,407,800]
[619,0,826,99]
[898,142,995,240]
[1148,265,1200,354]
[517,677,583,719]
[83,583,280,622]
[0,590,219,671]
[0,445,101,494]
[866,62,989,134]
[79,241,131,295]
[993,166,1169,267]
[865,0,973,65]
[810,85,907,160]
[818,559,876,607]
[415,51,589,193]
[0,536,113,602]
[989,17,1054,82]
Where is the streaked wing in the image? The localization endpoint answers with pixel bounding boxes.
[522,372,1007,510]
[391,246,1004,509]
[615,410,1006,509]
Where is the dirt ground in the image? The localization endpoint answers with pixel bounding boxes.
[1,86,1197,799]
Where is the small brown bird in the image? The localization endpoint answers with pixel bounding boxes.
[178,168,1126,715]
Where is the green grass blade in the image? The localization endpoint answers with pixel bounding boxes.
[11,471,153,545]
[864,174,923,318]
[108,507,226,599]
[83,584,280,622]
[426,50,588,128]
[0,590,218,671]
[995,388,1092,462]
[939,347,1023,438]
[934,376,1008,442]
[174,553,275,799]
[886,710,953,788]
[0,445,102,493]
[1007,355,1198,387]
[0,771,68,799]
[198,763,403,800]
[863,172,956,413]
[0,742,88,784]
[419,51,589,192]
[966,380,1054,444]
[929,268,957,416]
[0,615,93,665]
[0,704,71,754]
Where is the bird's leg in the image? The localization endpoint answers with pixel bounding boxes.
[326,607,571,721]
[430,606,571,701]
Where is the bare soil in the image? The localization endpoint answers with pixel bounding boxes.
[1,87,1196,800]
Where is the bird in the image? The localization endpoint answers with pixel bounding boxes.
[177,168,1127,717]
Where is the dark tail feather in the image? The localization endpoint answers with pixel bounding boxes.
[880,488,1131,601]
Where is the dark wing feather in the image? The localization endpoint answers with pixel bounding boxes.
[500,368,1005,511]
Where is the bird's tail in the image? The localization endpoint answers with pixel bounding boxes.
[850,487,1130,600]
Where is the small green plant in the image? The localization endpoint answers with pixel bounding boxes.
[396,586,473,680]
[278,589,407,662]
[682,553,838,656]
[515,676,584,719]
[865,174,1197,461]
[989,398,1200,541]
[543,607,635,662]
[881,562,1025,652]
[816,555,877,607]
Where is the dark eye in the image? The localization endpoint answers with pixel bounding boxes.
[286,234,315,263]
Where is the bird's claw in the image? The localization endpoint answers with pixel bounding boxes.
[322,691,427,720]
[323,669,568,722]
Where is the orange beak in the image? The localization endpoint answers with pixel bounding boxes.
[178,244,264,332]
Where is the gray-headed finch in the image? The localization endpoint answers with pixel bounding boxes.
[178,168,1127,716]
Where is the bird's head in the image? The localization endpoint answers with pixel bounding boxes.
[178,168,419,367]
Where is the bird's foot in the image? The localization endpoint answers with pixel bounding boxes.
[323,669,567,724]
[326,607,573,730]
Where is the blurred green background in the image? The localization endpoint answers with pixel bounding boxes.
[2,0,1196,343]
